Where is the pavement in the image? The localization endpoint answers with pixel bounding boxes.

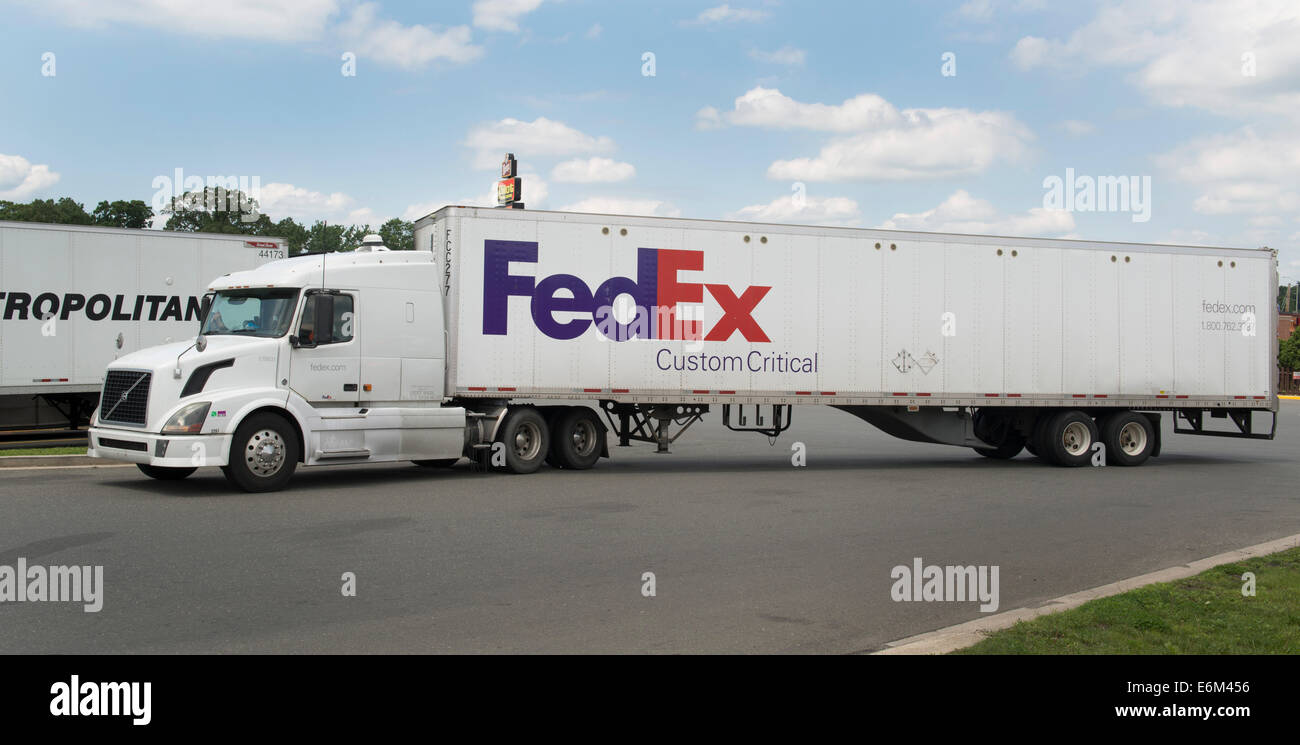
[1,401,1297,653]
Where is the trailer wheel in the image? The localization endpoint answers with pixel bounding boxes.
[413,458,459,468]
[972,411,1024,459]
[1028,412,1054,462]
[1100,411,1155,466]
[137,464,197,480]
[1042,410,1098,467]
[550,408,604,470]
[221,413,299,492]
[496,407,549,474]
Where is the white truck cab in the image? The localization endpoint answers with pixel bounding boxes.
[88,245,469,491]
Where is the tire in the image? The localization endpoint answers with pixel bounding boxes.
[972,410,1024,460]
[413,458,459,468]
[1029,411,1055,462]
[973,435,1025,460]
[550,408,604,470]
[137,464,196,480]
[1041,409,1099,467]
[495,407,549,474]
[222,412,299,492]
[1100,410,1155,467]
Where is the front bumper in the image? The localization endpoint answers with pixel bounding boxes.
[88,427,231,468]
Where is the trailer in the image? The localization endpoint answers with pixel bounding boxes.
[87,208,1277,491]
[0,221,284,428]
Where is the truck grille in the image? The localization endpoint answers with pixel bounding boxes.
[101,370,151,426]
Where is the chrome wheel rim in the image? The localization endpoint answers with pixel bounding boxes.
[245,429,286,477]
[1061,421,1091,456]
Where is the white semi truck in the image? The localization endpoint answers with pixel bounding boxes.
[0,221,284,428]
[87,207,1278,492]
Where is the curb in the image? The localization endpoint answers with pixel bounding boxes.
[0,454,121,469]
[873,532,1300,655]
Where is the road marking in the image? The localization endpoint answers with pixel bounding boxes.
[872,532,1300,655]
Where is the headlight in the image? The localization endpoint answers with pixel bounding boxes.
[162,402,211,434]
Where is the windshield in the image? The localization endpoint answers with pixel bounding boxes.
[201,289,300,338]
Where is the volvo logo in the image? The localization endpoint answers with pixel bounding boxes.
[119,392,129,402]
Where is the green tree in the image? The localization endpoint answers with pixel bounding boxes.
[305,221,346,253]
[378,217,414,251]
[0,197,94,224]
[92,199,154,228]
[1280,329,1300,372]
[162,188,275,235]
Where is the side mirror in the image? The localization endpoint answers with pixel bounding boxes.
[314,293,335,345]
[198,294,213,324]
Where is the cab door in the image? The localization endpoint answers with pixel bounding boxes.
[288,290,360,404]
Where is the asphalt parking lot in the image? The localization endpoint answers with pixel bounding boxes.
[2,402,1298,653]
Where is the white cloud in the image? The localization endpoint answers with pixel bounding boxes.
[700,87,1033,181]
[1008,0,1300,120]
[703,86,900,132]
[1059,119,1095,137]
[585,23,602,39]
[749,46,806,66]
[472,0,544,32]
[338,3,481,69]
[551,157,635,183]
[464,117,615,169]
[1157,128,1300,215]
[682,4,770,26]
[559,197,680,217]
[730,194,860,226]
[18,0,340,42]
[258,182,384,224]
[18,0,482,69]
[0,153,61,200]
[878,190,1075,237]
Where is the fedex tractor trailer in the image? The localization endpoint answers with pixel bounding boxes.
[0,221,285,428]
[87,207,1277,492]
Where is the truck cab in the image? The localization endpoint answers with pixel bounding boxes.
[88,246,467,491]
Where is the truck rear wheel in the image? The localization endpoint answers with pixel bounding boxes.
[550,408,603,469]
[1100,411,1155,466]
[1041,409,1098,467]
[222,413,299,492]
[137,464,196,480]
[972,410,1024,459]
[496,407,549,474]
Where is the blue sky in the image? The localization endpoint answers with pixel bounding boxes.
[1,1,1297,271]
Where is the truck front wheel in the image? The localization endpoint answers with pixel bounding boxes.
[496,407,549,474]
[222,413,299,492]
[137,464,196,480]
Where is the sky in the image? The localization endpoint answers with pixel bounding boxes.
[0,0,1297,273]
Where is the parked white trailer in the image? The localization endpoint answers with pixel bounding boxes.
[0,221,285,427]
[87,208,1277,491]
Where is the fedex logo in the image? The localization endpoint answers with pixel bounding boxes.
[483,239,771,342]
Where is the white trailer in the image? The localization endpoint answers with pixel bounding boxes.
[87,208,1277,491]
[0,221,285,427]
